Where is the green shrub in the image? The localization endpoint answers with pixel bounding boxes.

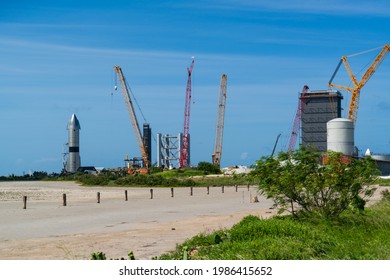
[252,147,379,218]
[197,161,221,174]
[158,199,390,260]
[76,174,110,186]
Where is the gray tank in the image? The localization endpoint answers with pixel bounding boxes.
[327,118,354,156]
[371,154,390,162]
[66,114,81,173]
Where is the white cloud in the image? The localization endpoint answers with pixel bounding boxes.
[191,0,390,17]
[240,152,249,160]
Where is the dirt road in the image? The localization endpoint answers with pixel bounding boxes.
[0,181,275,260]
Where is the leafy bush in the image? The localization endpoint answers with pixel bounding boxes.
[76,174,110,186]
[113,174,195,187]
[90,251,136,260]
[90,251,106,260]
[252,147,380,218]
[197,161,221,174]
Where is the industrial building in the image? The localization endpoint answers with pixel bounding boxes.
[364,150,390,176]
[57,46,389,177]
[371,156,390,176]
[143,123,152,165]
[301,89,343,152]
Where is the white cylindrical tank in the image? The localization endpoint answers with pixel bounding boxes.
[327,118,354,156]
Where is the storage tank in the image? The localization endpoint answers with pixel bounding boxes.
[327,118,354,156]
[371,154,390,162]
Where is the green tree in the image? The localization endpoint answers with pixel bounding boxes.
[252,147,379,218]
[197,161,221,174]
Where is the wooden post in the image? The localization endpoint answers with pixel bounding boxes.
[150,189,153,199]
[63,193,67,206]
[23,196,27,209]
[207,186,209,195]
[97,192,100,203]
[125,190,128,201]
[222,185,224,193]
[235,185,238,192]
[171,188,174,198]
[247,183,250,191]
[190,186,193,196]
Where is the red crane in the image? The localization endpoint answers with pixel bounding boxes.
[288,85,309,152]
[179,57,195,168]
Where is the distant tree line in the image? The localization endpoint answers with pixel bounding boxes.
[0,162,222,184]
[0,171,53,181]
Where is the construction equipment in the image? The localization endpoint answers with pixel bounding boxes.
[271,133,281,157]
[179,57,195,168]
[328,44,390,125]
[212,74,227,167]
[288,85,309,152]
[113,66,150,173]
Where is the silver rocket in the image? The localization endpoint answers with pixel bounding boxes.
[65,114,81,173]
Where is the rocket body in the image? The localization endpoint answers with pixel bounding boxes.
[66,114,81,173]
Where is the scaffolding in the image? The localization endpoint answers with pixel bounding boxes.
[157,133,186,169]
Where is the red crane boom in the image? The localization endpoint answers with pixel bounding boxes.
[179,57,195,168]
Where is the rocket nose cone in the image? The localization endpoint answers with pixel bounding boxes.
[68,114,81,129]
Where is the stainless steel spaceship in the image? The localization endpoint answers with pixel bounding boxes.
[65,114,81,173]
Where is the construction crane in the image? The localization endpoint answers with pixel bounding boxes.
[212,74,227,167]
[113,66,150,173]
[179,57,195,168]
[271,133,281,157]
[328,44,390,125]
[288,85,309,152]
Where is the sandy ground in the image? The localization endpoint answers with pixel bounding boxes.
[0,181,388,260]
[0,181,277,260]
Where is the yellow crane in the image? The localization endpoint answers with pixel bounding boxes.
[328,44,390,125]
[212,74,227,167]
[113,66,150,173]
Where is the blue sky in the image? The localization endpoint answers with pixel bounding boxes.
[1,0,390,176]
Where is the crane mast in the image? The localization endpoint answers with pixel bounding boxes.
[288,85,309,152]
[328,44,390,125]
[212,74,227,167]
[179,58,195,168]
[113,66,150,170]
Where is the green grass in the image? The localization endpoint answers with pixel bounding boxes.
[158,198,390,260]
[377,178,390,186]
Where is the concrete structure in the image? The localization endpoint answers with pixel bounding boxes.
[301,90,343,152]
[65,114,81,173]
[327,118,354,156]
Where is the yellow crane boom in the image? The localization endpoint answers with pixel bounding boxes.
[113,66,150,170]
[328,44,390,125]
